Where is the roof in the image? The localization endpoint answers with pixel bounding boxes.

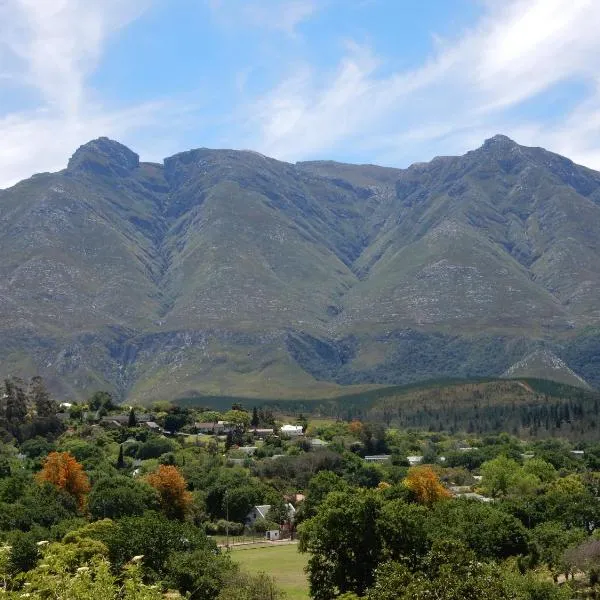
[281,424,303,432]
[254,505,272,519]
[364,455,391,462]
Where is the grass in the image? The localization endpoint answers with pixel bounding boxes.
[230,543,309,600]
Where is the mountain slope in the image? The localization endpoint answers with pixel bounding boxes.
[502,350,592,390]
[1,135,600,401]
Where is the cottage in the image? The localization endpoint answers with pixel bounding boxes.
[364,455,391,463]
[245,503,296,527]
[195,422,226,435]
[252,428,275,438]
[280,424,304,437]
[310,438,329,448]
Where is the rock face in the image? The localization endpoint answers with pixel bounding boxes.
[1,135,600,401]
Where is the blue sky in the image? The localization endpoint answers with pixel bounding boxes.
[0,0,599,187]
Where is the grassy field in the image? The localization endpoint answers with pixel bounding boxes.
[231,543,309,600]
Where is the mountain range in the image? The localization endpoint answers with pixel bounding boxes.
[1,134,599,402]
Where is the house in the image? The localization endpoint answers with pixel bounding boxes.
[245,503,296,527]
[407,455,423,466]
[364,455,391,463]
[310,438,329,448]
[195,422,226,435]
[145,421,161,431]
[571,450,585,457]
[252,428,275,438]
[280,424,304,437]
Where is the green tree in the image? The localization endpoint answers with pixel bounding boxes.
[218,571,287,600]
[128,408,137,428]
[29,376,56,418]
[481,455,521,497]
[88,391,114,411]
[378,499,429,569]
[299,489,384,599]
[116,444,125,469]
[88,475,159,520]
[531,521,586,581]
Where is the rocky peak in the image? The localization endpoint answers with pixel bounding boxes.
[67,137,140,177]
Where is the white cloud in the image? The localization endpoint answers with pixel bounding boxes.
[243,0,600,169]
[0,0,154,187]
[208,0,319,35]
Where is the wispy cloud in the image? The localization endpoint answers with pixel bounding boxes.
[243,0,600,169]
[207,0,319,35]
[0,0,154,187]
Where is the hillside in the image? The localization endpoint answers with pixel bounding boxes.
[502,350,592,390]
[1,135,600,401]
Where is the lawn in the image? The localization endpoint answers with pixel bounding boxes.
[230,543,309,600]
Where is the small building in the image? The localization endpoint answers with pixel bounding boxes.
[280,424,304,437]
[407,455,423,466]
[266,529,280,541]
[145,421,161,431]
[195,422,226,435]
[245,503,296,527]
[571,450,585,457]
[252,428,275,438]
[364,455,391,463]
[310,438,329,448]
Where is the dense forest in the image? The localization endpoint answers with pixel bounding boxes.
[2,375,600,598]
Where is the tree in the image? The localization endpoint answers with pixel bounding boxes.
[299,489,384,599]
[4,377,28,438]
[480,455,521,497]
[37,451,90,509]
[147,465,192,520]
[378,499,429,569]
[564,538,600,588]
[522,457,557,483]
[429,499,529,560]
[224,410,251,428]
[88,391,114,411]
[88,475,159,520]
[403,466,451,506]
[166,548,237,599]
[218,571,287,600]
[116,444,125,469]
[531,521,585,581]
[251,407,259,428]
[29,375,56,418]
[128,408,137,428]
[101,512,211,575]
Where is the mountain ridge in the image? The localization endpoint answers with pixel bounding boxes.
[2,135,600,402]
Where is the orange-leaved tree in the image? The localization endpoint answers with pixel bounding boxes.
[146,465,192,520]
[37,451,91,509]
[404,465,451,506]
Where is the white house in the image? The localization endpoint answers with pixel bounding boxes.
[245,503,296,527]
[364,455,391,463]
[280,424,304,437]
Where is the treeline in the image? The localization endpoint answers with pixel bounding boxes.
[366,381,600,440]
[0,377,63,442]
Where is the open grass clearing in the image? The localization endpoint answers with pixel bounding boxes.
[230,542,309,600]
